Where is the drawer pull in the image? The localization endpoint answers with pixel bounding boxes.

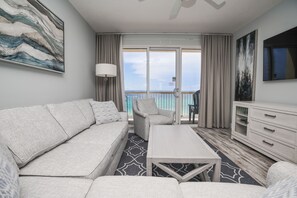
[264,114,276,118]
[263,127,275,133]
[262,140,274,147]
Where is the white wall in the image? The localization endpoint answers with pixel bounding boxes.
[0,0,96,109]
[232,0,297,105]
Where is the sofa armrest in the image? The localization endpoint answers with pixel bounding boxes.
[158,109,175,120]
[266,161,297,187]
[119,112,128,121]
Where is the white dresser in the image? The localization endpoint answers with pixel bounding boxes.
[232,101,297,163]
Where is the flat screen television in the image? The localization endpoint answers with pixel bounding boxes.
[263,26,297,81]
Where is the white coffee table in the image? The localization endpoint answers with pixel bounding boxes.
[146,125,221,182]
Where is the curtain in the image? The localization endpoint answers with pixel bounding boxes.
[198,35,232,128]
[95,34,124,111]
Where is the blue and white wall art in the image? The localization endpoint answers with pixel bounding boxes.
[0,0,64,72]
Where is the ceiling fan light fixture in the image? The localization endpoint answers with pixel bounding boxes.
[204,0,226,9]
[181,0,197,8]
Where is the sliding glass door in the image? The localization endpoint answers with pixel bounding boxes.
[149,49,178,118]
[123,48,201,124]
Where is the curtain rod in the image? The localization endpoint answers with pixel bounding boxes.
[96,32,233,36]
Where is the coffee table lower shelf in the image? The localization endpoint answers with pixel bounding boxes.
[146,158,221,183]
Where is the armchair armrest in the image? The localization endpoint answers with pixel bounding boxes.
[119,112,128,121]
[266,161,297,187]
[133,109,148,118]
[158,109,175,121]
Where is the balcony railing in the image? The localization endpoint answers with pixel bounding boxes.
[125,91,195,119]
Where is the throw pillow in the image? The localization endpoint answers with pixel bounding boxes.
[261,177,297,198]
[137,98,159,115]
[0,141,20,198]
[90,101,121,125]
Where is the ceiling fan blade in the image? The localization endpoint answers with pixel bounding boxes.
[169,0,182,20]
[205,0,226,9]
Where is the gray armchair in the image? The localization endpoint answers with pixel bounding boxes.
[133,98,175,141]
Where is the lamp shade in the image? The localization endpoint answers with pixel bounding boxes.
[96,63,117,77]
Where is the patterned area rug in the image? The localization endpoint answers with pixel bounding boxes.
[115,133,260,185]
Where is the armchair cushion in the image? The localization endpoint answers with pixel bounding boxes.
[90,101,121,125]
[137,98,159,115]
[149,115,173,125]
[159,109,175,120]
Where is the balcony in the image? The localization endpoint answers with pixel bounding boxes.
[125,91,196,122]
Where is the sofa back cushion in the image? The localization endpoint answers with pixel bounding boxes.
[0,142,20,198]
[137,98,159,115]
[0,106,68,167]
[75,99,95,126]
[47,102,89,138]
[90,101,121,125]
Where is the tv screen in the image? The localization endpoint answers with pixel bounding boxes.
[263,26,297,81]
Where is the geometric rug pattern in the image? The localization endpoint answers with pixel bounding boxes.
[115,133,261,186]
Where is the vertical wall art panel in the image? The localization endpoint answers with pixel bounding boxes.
[0,0,64,73]
[235,30,257,101]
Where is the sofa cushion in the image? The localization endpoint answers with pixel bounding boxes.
[47,102,89,138]
[74,99,95,126]
[266,161,297,187]
[0,140,19,173]
[149,115,173,125]
[137,98,159,115]
[119,112,128,121]
[90,101,121,125]
[261,177,297,198]
[0,142,20,198]
[180,182,266,198]
[20,177,92,198]
[20,142,111,179]
[68,122,128,146]
[86,176,183,198]
[0,105,68,167]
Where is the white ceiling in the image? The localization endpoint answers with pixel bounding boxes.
[68,0,283,33]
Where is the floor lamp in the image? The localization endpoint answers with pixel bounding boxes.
[96,63,117,101]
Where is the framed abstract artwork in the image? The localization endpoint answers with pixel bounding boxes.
[235,30,257,101]
[0,0,64,73]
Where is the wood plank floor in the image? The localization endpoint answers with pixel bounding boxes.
[194,127,276,186]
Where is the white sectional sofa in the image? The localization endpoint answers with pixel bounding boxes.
[0,99,129,180]
[0,98,297,198]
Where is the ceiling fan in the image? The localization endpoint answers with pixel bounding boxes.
[139,0,226,19]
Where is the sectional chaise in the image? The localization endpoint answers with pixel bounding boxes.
[0,99,296,198]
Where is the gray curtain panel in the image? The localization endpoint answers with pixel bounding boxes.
[198,35,232,128]
[95,34,124,111]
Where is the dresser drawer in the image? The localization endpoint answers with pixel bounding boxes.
[250,121,296,146]
[249,131,295,161]
[251,108,297,129]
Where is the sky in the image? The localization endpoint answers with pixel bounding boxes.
[123,50,201,92]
